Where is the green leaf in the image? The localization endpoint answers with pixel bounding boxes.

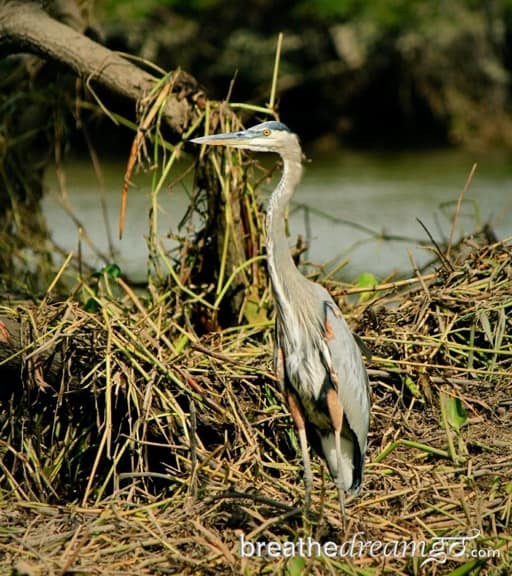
[355,272,378,302]
[286,555,306,576]
[403,375,425,403]
[102,263,122,278]
[445,559,485,576]
[92,263,122,279]
[243,285,268,324]
[84,298,100,313]
[441,393,467,432]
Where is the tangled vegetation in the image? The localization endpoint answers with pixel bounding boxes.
[0,96,511,573]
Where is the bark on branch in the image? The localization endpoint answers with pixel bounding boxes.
[0,1,200,134]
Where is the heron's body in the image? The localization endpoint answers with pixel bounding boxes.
[191,121,370,513]
[274,282,369,494]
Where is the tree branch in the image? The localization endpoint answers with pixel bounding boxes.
[0,1,200,134]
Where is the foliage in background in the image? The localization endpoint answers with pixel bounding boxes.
[96,0,512,148]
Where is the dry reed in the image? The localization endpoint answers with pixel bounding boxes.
[0,89,510,574]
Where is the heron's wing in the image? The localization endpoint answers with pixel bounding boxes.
[354,332,372,362]
[319,296,371,456]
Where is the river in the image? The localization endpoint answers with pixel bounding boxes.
[43,147,512,282]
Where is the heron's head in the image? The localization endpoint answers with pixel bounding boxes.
[190,121,298,156]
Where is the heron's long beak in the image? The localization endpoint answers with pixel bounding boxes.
[189,130,251,147]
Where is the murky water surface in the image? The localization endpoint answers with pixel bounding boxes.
[43,148,512,282]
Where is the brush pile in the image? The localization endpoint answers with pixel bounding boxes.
[0,227,510,575]
[1,87,511,572]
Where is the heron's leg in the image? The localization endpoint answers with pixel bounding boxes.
[286,391,313,511]
[326,388,345,517]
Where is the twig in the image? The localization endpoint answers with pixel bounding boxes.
[446,162,478,259]
[416,217,454,272]
[268,32,283,111]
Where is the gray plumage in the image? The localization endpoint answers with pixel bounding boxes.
[191,121,371,514]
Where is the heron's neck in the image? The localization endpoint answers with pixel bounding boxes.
[266,150,308,316]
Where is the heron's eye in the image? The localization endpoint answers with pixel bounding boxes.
[262,128,272,136]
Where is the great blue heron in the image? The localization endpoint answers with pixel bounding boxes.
[191,121,370,514]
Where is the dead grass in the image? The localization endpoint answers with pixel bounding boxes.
[0,226,510,575]
[0,87,511,574]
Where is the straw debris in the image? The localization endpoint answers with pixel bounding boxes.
[0,101,510,573]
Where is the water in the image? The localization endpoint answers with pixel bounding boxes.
[43,148,512,282]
